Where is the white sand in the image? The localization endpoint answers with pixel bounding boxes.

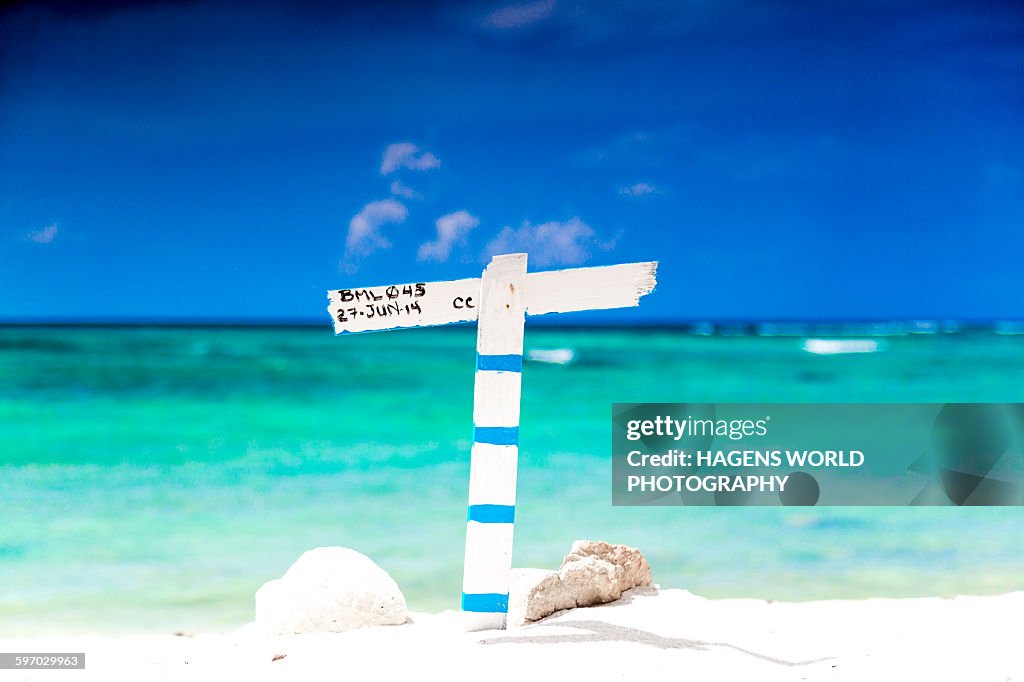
[4,589,1022,681]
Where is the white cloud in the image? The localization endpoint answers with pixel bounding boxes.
[28,223,58,244]
[380,143,441,175]
[483,0,556,29]
[484,217,612,267]
[345,199,408,263]
[390,180,420,199]
[418,210,480,263]
[619,182,658,197]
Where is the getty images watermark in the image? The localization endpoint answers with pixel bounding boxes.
[612,403,1024,506]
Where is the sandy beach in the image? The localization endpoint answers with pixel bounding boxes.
[4,588,1021,681]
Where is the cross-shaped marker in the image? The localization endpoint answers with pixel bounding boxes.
[327,253,657,630]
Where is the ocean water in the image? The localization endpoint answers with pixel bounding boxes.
[1,325,1023,635]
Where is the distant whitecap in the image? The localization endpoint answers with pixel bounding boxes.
[526,348,575,365]
[802,338,881,355]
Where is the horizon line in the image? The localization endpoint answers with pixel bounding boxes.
[1,318,1023,330]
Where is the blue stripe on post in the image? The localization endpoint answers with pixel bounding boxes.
[467,504,515,523]
[476,354,523,372]
[462,592,509,613]
[473,426,519,446]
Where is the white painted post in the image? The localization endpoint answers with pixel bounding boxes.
[461,253,527,631]
[326,255,657,632]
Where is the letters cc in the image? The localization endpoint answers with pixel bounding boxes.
[453,296,475,309]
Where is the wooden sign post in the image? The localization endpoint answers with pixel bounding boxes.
[328,253,657,630]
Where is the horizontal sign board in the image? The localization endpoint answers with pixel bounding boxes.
[328,262,657,334]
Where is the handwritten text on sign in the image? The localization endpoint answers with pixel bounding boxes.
[327,277,480,333]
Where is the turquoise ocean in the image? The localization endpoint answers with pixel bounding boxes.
[2,325,1023,635]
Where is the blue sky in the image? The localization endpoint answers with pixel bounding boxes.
[1,0,1021,322]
